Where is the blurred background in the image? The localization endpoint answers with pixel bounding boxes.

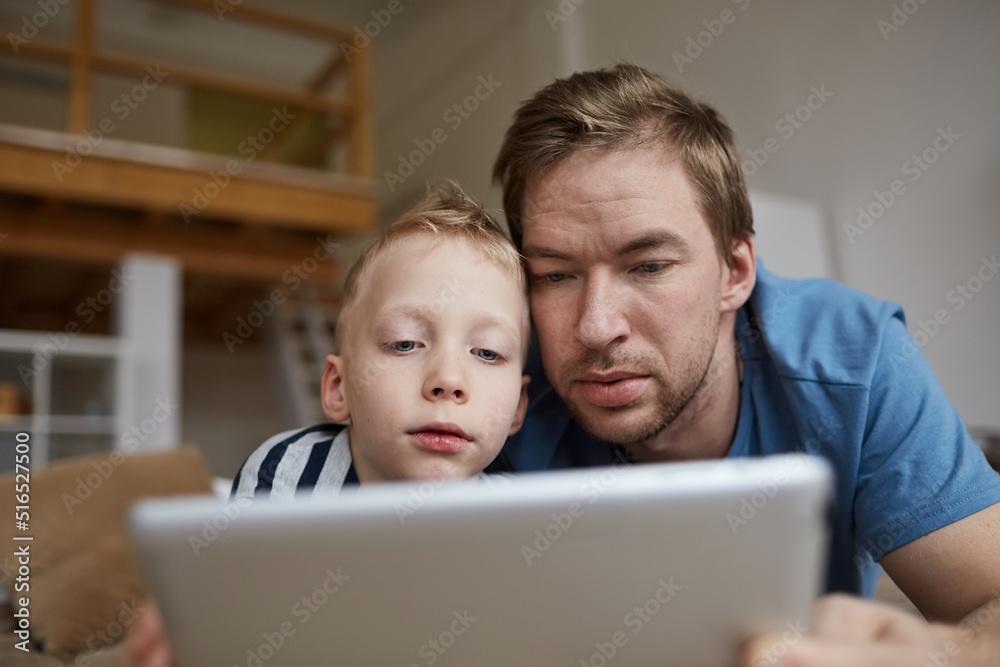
[1,0,998,477]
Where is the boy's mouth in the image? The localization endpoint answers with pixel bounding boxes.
[409,423,472,453]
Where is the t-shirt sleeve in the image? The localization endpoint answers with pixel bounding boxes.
[854,312,1000,560]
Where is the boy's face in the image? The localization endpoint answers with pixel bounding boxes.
[322,234,530,483]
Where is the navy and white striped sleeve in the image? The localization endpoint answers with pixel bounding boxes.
[230,424,349,501]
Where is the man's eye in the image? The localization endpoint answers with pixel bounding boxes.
[637,262,670,275]
[538,272,567,283]
[474,348,501,362]
[390,340,418,353]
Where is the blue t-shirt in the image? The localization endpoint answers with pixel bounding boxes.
[497,265,1000,596]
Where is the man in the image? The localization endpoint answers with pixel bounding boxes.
[491,63,1000,665]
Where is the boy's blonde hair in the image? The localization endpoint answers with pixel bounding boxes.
[334,181,527,353]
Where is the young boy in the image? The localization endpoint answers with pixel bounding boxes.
[230,180,531,498]
[116,183,532,666]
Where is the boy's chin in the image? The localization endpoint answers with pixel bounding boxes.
[399,455,483,482]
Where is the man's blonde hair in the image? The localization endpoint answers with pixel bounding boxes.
[335,181,526,352]
[493,63,754,265]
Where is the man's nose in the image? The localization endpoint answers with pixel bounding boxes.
[422,349,469,403]
[575,275,630,350]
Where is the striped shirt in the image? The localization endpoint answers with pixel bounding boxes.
[230,423,358,501]
[231,423,509,500]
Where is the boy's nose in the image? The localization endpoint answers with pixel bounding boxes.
[423,353,469,404]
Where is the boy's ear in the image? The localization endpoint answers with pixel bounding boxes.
[321,354,351,422]
[507,375,531,436]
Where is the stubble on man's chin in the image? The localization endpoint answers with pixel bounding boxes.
[555,344,716,448]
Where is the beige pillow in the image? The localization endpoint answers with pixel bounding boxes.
[0,447,214,661]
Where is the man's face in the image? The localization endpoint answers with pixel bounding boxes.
[328,234,530,482]
[522,146,728,447]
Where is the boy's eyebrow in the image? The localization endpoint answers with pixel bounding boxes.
[522,231,689,261]
[379,305,523,339]
[379,304,431,322]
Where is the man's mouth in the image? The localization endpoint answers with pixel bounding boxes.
[409,423,472,453]
[574,371,650,408]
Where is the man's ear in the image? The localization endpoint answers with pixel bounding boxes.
[507,375,531,436]
[720,236,757,314]
[321,354,351,423]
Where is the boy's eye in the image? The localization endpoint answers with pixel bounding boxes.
[474,348,501,362]
[390,340,418,353]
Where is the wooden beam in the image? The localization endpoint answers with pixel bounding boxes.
[0,37,73,62]
[0,209,341,282]
[150,0,354,43]
[348,47,374,178]
[296,123,348,166]
[95,50,353,116]
[0,139,375,235]
[257,50,350,164]
[309,51,349,91]
[68,0,97,134]
[0,42,353,118]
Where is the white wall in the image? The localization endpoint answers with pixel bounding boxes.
[182,343,286,477]
[357,0,1000,433]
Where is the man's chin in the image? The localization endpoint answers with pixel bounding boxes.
[566,401,665,447]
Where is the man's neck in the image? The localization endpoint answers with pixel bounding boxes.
[627,321,742,463]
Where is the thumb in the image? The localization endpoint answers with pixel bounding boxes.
[740,632,785,667]
[743,635,930,667]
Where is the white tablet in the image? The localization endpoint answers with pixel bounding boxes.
[129,454,832,667]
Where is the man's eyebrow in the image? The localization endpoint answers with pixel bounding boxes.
[521,244,572,260]
[522,231,689,261]
[617,230,689,256]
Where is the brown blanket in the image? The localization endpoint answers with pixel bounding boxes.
[0,447,213,661]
